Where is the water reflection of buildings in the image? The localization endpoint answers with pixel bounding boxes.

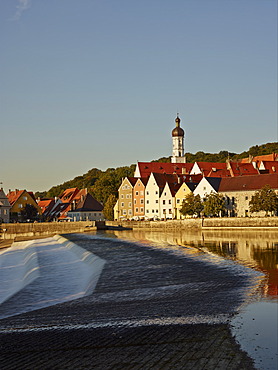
[113,229,278,299]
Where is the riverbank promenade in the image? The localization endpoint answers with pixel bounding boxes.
[0,233,257,369]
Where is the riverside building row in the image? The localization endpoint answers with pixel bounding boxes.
[114,115,278,220]
[114,173,278,220]
[0,187,104,223]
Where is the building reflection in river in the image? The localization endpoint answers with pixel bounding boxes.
[111,229,278,299]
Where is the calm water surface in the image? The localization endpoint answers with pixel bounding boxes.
[101,228,277,370]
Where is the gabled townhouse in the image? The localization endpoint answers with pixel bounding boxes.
[145,173,178,220]
[133,178,148,219]
[67,193,103,221]
[175,182,197,219]
[193,177,222,199]
[0,188,11,223]
[160,181,181,219]
[6,189,42,222]
[118,177,137,219]
[218,174,278,217]
[145,173,165,219]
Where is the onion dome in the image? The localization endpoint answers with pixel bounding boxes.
[172,115,184,137]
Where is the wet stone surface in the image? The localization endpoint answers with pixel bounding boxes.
[0,234,257,369]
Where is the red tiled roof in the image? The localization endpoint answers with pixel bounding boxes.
[192,162,226,176]
[229,162,259,177]
[259,161,278,174]
[59,188,80,203]
[38,199,55,214]
[136,162,193,177]
[69,194,103,212]
[6,190,25,206]
[207,168,232,178]
[240,153,278,163]
[218,174,278,192]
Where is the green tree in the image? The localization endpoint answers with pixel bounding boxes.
[92,165,135,204]
[203,193,225,217]
[249,185,278,216]
[180,193,203,217]
[103,194,117,220]
[20,204,40,222]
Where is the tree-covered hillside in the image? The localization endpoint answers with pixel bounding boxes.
[36,142,277,205]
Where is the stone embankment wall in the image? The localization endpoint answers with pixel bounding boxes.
[107,217,278,230]
[0,221,98,240]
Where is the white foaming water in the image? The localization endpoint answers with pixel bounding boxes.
[0,236,106,319]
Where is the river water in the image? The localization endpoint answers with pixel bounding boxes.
[100,228,278,370]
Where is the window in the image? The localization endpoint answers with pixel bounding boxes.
[121,202,124,207]
[232,197,235,205]
[18,204,23,208]
[140,199,144,204]
[156,210,158,213]
[146,191,149,195]
[169,200,171,204]
[163,200,165,205]
[134,199,137,204]
[156,200,158,203]
[126,194,129,199]
[177,199,180,204]
[156,191,158,195]
[146,209,149,213]
[135,191,139,196]
[164,192,166,196]
[152,209,154,213]
[123,210,127,215]
[23,196,27,201]
[128,209,132,215]
[129,202,131,207]
[140,191,143,196]
[245,196,248,200]
[169,209,172,213]
[140,207,144,212]
[203,187,206,191]
[135,208,139,212]
[146,200,149,204]
[121,194,124,199]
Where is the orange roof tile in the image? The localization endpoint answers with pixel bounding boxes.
[6,190,25,206]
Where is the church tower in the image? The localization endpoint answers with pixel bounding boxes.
[171,114,186,163]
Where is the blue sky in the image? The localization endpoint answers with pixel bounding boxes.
[1,0,277,192]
